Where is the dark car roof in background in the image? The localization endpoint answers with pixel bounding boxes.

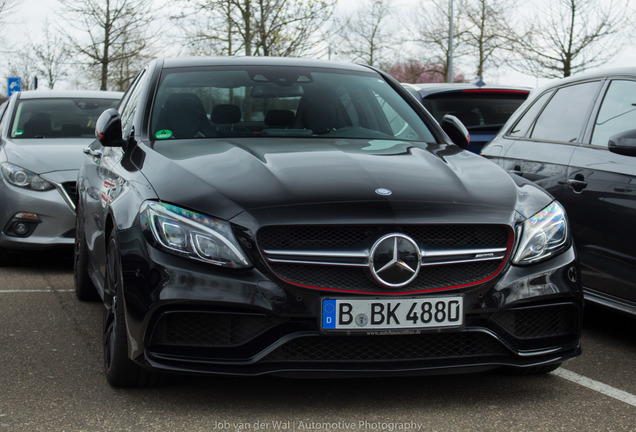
[403,82,531,97]
[530,67,636,94]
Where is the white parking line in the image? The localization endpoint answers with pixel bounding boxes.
[0,289,74,293]
[554,368,636,408]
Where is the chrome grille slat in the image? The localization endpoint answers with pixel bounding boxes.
[263,246,507,267]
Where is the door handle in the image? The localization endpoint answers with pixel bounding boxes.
[567,177,587,191]
[508,165,523,176]
[83,147,103,158]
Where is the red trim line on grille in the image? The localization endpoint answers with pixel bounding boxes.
[273,227,515,295]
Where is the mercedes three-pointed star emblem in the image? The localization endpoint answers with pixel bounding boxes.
[369,233,421,288]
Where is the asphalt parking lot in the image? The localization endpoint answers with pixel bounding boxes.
[0,251,634,432]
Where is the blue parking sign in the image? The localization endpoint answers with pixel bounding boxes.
[8,77,21,96]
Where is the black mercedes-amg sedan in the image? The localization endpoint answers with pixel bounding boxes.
[75,57,582,387]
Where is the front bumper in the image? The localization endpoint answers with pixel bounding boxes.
[0,172,77,250]
[116,227,583,377]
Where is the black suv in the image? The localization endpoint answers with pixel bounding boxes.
[482,68,636,316]
[403,83,530,154]
[75,57,582,387]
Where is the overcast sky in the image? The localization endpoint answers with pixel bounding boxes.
[5,0,636,90]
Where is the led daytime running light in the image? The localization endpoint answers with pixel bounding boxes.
[513,201,568,265]
[143,202,250,268]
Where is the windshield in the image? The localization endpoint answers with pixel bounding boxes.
[150,66,435,142]
[10,97,120,139]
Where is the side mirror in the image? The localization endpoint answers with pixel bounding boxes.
[95,108,125,147]
[608,129,636,157]
[441,114,470,149]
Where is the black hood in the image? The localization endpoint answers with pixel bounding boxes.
[140,138,522,224]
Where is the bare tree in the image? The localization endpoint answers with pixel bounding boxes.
[460,0,516,78]
[59,0,155,90]
[507,0,629,78]
[386,59,465,83]
[0,0,16,28]
[331,0,398,67]
[176,0,335,57]
[0,0,17,53]
[6,51,37,91]
[411,0,468,82]
[175,1,239,56]
[31,20,71,89]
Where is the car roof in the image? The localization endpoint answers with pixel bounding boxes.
[15,90,123,100]
[159,56,375,73]
[402,82,531,97]
[532,67,636,93]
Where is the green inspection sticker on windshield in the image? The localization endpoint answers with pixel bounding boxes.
[14,130,24,136]
[155,129,173,140]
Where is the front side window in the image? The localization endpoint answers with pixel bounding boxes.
[119,70,147,137]
[150,66,435,142]
[10,98,120,139]
[530,81,602,143]
[507,91,552,138]
[590,80,636,147]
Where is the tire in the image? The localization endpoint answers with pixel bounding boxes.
[103,230,159,387]
[74,204,99,301]
[0,247,18,267]
[499,362,562,376]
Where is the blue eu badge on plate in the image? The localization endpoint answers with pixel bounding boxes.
[322,299,336,329]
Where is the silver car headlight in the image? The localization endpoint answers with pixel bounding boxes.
[140,201,251,268]
[513,201,569,265]
[1,162,55,191]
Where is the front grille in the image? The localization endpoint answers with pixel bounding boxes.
[258,224,511,293]
[270,260,502,292]
[263,332,508,362]
[491,305,578,339]
[150,312,279,347]
[62,181,79,208]
[259,225,508,250]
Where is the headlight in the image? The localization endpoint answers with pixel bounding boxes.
[1,162,55,191]
[513,201,569,265]
[140,201,251,268]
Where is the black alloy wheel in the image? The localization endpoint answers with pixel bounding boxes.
[103,229,158,387]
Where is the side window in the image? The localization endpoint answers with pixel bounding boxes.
[530,81,602,143]
[590,80,636,147]
[0,100,9,129]
[0,101,8,121]
[507,91,552,138]
[119,70,147,137]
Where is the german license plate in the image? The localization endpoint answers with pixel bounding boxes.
[321,296,463,332]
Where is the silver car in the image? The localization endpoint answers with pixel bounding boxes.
[0,90,122,265]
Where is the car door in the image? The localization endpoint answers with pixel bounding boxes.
[492,81,604,204]
[565,78,636,307]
